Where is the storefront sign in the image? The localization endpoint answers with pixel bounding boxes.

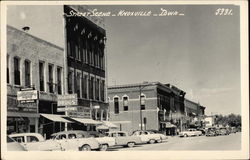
[68,106,91,118]
[58,94,78,106]
[17,90,38,101]
[57,106,78,112]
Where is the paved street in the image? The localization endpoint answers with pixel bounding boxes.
[108,132,241,151]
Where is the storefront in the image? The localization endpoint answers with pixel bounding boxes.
[7,96,39,134]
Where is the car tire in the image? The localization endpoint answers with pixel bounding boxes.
[99,144,108,151]
[149,139,155,144]
[79,145,91,151]
[127,142,135,148]
[156,139,162,143]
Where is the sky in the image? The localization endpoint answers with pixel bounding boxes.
[6,5,241,115]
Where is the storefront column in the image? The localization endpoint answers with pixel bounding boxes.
[35,118,39,133]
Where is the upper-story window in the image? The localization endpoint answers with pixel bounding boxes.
[114,97,119,114]
[7,55,9,84]
[123,96,128,111]
[57,67,62,95]
[76,73,81,98]
[48,64,54,93]
[24,60,31,87]
[95,79,100,100]
[140,94,146,110]
[82,75,87,98]
[100,80,105,101]
[13,57,20,85]
[39,61,45,91]
[68,71,73,94]
[89,77,94,99]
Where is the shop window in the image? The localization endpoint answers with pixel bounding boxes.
[13,57,20,85]
[123,96,128,111]
[48,64,54,93]
[24,60,31,87]
[114,97,119,114]
[57,67,62,94]
[89,77,94,99]
[39,61,45,91]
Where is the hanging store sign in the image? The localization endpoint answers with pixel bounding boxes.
[57,94,78,106]
[17,90,38,101]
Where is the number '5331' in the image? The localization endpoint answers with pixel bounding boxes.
[215,8,233,16]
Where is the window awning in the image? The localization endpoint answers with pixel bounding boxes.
[8,112,40,118]
[70,117,102,125]
[102,121,118,128]
[40,114,72,123]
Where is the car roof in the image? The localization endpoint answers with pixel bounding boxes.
[106,131,127,134]
[9,133,42,137]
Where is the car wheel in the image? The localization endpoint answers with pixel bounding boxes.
[127,142,135,148]
[149,139,155,144]
[99,144,108,151]
[156,139,162,143]
[79,145,91,151]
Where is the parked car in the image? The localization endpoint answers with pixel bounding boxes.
[146,130,168,141]
[86,131,116,151]
[206,130,217,136]
[179,128,202,137]
[218,128,230,135]
[197,128,206,135]
[7,136,27,151]
[105,131,142,148]
[132,130,166,144]
[205,128,218,136]
[50,130,100,151]
[9,133,61,151]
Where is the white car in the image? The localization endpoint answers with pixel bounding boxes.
[50,130,100,151]
[9,133,61,151]
[87,131,116,151]
[131,131,163,144]
[179,129,202,137]
[7,136,27,151]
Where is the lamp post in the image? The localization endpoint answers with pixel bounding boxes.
[139,84,147,130]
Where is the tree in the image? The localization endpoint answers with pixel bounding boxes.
[214,113,241,127]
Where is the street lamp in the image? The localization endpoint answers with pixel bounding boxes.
[139,84,147,130]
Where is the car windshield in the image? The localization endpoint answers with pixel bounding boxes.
[50,135,56,140]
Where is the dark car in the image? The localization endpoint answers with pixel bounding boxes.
[206,128,218,137]
[219,128,230,135]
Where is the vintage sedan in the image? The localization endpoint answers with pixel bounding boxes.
[86,131,116,151]
[9,133,61,151]
[50,130,100,151]
[105,131,142,148]
[132,130,164,144]
[147,130,168,142]
[179,128,202,137]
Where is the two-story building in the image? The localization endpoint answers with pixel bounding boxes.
[7,25,65,135]
[107,82,186,135]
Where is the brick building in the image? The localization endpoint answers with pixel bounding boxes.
[184,99,206,128]
[7,25,65,135]
[63,5,109,131]
[107,82,186,135]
